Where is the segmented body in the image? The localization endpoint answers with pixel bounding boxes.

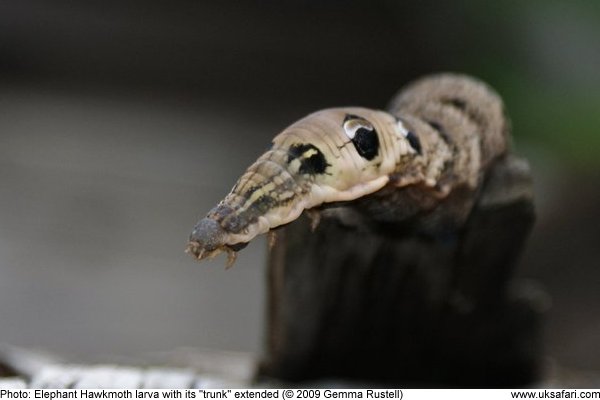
[187,74,509,265]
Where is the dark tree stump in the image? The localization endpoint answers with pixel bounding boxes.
[260,155,542,387]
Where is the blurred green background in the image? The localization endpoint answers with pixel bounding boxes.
[0,0,598,377]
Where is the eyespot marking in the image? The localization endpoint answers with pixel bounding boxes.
[352,127,380,160]
[395,118,421,155]
[343,115,380,160]
[343,114,374,140]
[287,143,330,175]
[406,131,422,155]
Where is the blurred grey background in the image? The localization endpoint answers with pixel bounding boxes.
[0,0,599,372]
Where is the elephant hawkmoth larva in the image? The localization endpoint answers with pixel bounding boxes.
[187,74,509,266]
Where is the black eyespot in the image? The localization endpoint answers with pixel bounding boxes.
[352,127,379,160]
[287,143,330,175]
[299,152,328,175]
[287,143,311,162]
[405,131,422,155]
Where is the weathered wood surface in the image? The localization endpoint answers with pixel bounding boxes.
[260,155,543,387]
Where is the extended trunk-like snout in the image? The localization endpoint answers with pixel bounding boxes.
[187,217,228,260]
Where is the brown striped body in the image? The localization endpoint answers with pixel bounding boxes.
[187,74,509,265]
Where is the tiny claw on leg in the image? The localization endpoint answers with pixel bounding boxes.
[225,248,238,269]
[268,231,278,250]
[305,209,321,231]
[186,242,206,260]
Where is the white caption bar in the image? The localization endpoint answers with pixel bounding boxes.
[1,389,599,400]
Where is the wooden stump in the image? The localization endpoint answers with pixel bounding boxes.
[260,155,542,386]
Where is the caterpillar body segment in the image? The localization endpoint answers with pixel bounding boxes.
[187,74,509,265]
[388,73,509,169]
[187,107,418,263]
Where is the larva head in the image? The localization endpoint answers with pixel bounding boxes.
[188,107,419,265]
[271,107,417,204]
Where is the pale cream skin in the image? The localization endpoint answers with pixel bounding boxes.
[187,74,509,266]
[187,107,422,266]
[234,108,416,238]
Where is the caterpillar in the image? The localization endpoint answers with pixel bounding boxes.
[187,74,509,266]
